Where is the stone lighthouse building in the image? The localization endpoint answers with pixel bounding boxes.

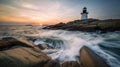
[81,7,88,20]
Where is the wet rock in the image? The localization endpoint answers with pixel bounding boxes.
[0,37,33,51]
[37,44,49,50]
[37,44,54,50]
[61,61,80,67]
[44,60,60,67]
[80,46,110,67]
[0,37,59,67]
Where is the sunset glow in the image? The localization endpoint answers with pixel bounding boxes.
[0,0,120,25]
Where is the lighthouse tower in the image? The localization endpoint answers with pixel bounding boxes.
[81,7,88,20]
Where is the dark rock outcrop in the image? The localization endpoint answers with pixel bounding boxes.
[37,44,54,50]
[61,61,80,67]
[44,19,120,32]
[0,37,60,67]
[37,44,49,50]
[80,46,110,67]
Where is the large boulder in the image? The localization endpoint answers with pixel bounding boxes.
[0,37,60,67]
[80,46,110,67]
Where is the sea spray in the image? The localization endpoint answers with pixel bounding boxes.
[34,29,120,67]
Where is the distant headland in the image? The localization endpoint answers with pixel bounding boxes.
[43,7,120,33]
[43,19,120,33]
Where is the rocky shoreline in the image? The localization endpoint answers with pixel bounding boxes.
[43,19,120,33]
[0,37,60,67]
[0,24,113,67]
[0,37,110,67]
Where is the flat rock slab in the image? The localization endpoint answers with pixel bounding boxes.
[0,37,60,67]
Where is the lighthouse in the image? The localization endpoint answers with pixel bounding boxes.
[81,7,88,20]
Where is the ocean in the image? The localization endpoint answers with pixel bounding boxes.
[0,25,120,67]
[34,27,120,67]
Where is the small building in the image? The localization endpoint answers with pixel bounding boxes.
[81,7,88,20]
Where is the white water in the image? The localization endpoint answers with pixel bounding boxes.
[34,29,120,67]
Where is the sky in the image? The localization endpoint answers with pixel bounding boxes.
[0,0,120,25]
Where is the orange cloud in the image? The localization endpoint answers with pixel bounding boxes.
[0,15,59,25]
[0,15,31,23]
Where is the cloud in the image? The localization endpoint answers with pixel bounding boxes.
[0,0,80,25]
[0,0,85,24]
[21,3,38,10]
[0,4,20,19]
